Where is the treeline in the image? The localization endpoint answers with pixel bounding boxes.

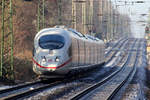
[13,0,131,56]
[0,0,132,60]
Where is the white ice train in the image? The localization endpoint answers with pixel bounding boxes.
[32,26,105,78]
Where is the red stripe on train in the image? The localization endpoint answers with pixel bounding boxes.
[32,58,72,69]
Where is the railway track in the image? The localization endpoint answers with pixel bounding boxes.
[89,39,134,82]
[0,80,42,94]
[105,38,126,55]
[105,38,128,63]
[0,39,141,100]
[105,38,128,57]
[0,79,64,100]
[70,39,139,100]
[0,39,128,100]
[107,39,142,100]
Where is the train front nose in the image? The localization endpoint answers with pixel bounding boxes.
[33,51,65,75]
[33,53,71,76]
[40,54,63,70]
[33,34,67,73]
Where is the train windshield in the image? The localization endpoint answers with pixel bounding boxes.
[39,35,65,50]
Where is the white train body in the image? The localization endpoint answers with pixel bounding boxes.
[32,27,105,78]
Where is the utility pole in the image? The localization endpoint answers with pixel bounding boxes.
[101,0,108,41]
[114,0,118,39]
[73,0,86,32]
[0,0,5,78]
[82,0,86,34]
[97,0,103,39]
[109,0,113,40]
[57,0,62,25]
[108,0,112,41]
[115,5,119,39]
[0,0,14,80]
[107,0,112,41]
[72,0,77,29]
[37,0,45,32]
[101,0,105,40]
[10,0,14,80]
[89,0,93,35]
[112,5,115,40]
[106,0,109,41]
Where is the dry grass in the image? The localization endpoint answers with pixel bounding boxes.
[13,49,37,82]
[14,56,36,82]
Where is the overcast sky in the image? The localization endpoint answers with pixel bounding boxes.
[111,0,150,38]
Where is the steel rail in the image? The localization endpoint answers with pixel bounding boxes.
[0,80,43,95]
[105,38,129,63]
[89,39,134,85]
[0,39,127,99]
[70,39,137,100]
[107,39,142,100]
[105,38,128,57]
[0,39,138,100]
[0,80,63,100]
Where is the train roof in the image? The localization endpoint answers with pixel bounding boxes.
[35,26,104,44]
[35,28,69,39]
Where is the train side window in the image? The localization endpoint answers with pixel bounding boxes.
[68,28,84,37]
[73,31,84,37]
[82,34,88,39]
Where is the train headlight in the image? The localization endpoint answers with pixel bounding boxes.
[42,58,46,62]
[41,56,46,62]
[55,56,60,62]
